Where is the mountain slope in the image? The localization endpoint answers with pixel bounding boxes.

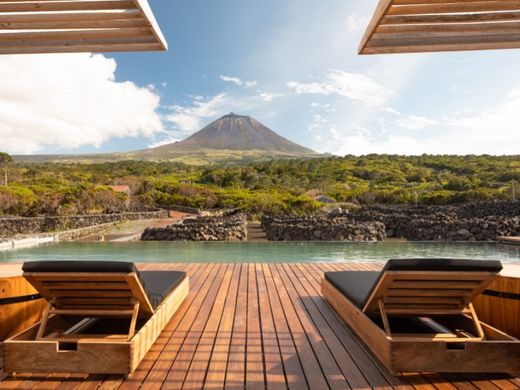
[15,113,320,164]
[137,113,317,157]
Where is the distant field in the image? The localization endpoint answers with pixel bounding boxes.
[14,148,322,165]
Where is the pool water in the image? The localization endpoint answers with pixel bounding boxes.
[1,241,519,263]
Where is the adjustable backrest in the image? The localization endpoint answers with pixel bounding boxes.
[362,259,502,316]
[22,261,155,316]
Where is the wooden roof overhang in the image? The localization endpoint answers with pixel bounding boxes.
[359,0,520,54]
[0,0,167,54]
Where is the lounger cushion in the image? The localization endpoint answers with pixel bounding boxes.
[139,271,186,309]
[22,261,187,309]
[325,259,502,308]
[325,271,380,308]
[22,260,138,274]
[382,258,503,273]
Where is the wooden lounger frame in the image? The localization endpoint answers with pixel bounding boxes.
[24,271,154,342]
[5,270,189,375]
[322,270,520,374]
[363,270,494,342]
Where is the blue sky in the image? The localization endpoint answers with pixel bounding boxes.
[1,0,520,155]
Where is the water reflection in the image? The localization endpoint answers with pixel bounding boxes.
[1,241,519,263]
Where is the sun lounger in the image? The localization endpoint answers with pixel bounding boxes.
[4,261,189,375]
[322,259,520,375]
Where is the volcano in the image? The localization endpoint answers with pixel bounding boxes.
[148,113,317,156]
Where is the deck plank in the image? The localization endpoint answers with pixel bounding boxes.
[224,263,248,389]
[160,263,229,389]
[261,263,308,389]
[255,263,286,390]
[204,263,242,389]
[119,263,208,389]
[139,263,222,389]
[271,263,348,389]
[245,263,266,389]
[180,263,236,389]
[295,262,398,389]
[0,262,519,389]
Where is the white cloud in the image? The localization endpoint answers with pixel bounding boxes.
[0,53,162,154]
[220,75,258,88]
[163,88,284,135]
[442,88,520,154]
[165,93,231,132]
[148,136,181,149]
[258,91,284,102]
[345,15,370,32]
[152,93,234,147]
[156,90,278,146]
[287,69,395,107]
[396,115,438,130]
[312,87,520,155]
[219,75,243,86]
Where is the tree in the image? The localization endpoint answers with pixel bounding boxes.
[0,152,13,187]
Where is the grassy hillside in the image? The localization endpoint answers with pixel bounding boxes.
[15,148,321,165]
[0,155,518,217]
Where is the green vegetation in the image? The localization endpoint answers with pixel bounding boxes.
[0,154,519,217]
[0,152,13,187]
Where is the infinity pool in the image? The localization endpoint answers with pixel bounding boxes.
[1,241,518,263]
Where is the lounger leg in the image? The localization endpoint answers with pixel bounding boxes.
[36,302,52,340]
[467,303,485,340]
[378,299,392,336]
[128,300,140,339]
[36,301,52,340]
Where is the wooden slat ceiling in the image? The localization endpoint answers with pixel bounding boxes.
[360,0,520,54]
[0,0,167,54]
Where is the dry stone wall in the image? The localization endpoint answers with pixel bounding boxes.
[261,201,519,242]
[0,211,168,238]
[262,216,386,242]
[141,210,247,241]
[350,200,520,241]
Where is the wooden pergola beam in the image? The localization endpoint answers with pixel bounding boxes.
[0,0,167,54]
[360,0,520,54]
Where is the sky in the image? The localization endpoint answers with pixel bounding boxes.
[1,0,520,156]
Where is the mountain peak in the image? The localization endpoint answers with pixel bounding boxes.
[151,113,317,156]
[223,112,248,119]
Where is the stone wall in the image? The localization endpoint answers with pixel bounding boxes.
[376,214,517,241]
[262,216,386,242]
[349,200,520,241]
[141,210,247,241]
[360,200,520,219]
[0,211,169,238]
[261,201,519,242]
[166,205,202,215]
[57,223,118,242]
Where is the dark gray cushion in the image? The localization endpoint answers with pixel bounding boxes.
[382,258,503,273]
[22,261,187,310]
[139,271,186,309]
[325,258,502,309]
[325,271,379,308]
[22,260,138,274]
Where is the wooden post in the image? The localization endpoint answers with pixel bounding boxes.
[128,300,140,339]
[36,302,53,340]
[378,299,392,336]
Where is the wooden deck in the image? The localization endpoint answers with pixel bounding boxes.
[1,262,519,389]
[499,237,520,247]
